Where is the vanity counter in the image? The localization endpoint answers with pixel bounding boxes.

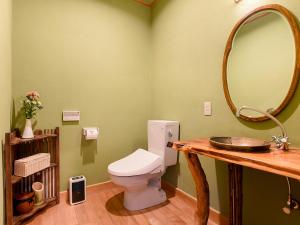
[173,138,300,180]
[172,138,300,225]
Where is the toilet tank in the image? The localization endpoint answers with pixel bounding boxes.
[148,120,179,169]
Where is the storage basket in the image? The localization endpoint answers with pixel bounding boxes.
[14,153,50,177]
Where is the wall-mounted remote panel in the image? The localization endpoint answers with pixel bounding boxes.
[62,110,80,121]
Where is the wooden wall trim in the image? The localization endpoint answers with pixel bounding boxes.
[134,0,156,8]
[162,180,229,225]
[60,180,114,194]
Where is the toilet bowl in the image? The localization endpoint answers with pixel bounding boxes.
[108,149,166,211]
[108,120,179,211]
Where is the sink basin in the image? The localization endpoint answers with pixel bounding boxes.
[209,137,271,152]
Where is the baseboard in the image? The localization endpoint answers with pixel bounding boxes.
[60,180,114,195]
[83,180,114,190]
[162,180,229,225]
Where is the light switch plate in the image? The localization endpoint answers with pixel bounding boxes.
[62,110,80,121]
[204,101,212,116]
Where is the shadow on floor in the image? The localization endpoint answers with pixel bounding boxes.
[105,191,170,216]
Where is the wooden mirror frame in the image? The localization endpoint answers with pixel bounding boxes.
[223,4,300,122]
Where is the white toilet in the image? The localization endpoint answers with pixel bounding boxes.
[108,120,179,211]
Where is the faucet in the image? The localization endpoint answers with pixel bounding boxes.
[236,106,289,151]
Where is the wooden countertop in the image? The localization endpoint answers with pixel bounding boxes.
[173,138,300,180]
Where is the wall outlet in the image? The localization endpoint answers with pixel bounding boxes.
[203,101,212,116]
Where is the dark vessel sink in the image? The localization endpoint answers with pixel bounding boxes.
[209,136,271,152]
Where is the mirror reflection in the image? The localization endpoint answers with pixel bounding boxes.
[227,10,295,118]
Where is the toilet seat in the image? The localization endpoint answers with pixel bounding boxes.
[108,149,162,176]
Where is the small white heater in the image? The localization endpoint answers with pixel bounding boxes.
[69,175,86,205]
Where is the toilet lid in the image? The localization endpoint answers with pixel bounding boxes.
[108,149,162,176]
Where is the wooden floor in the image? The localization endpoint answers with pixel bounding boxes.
[24,182,216,225]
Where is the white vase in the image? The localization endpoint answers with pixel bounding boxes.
[22,119,34,139]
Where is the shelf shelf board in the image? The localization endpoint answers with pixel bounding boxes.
[11,176,22,185]
[13,197,57,225]
[50,163,58,167]
[10,134,57,146]
[11,163,58,185]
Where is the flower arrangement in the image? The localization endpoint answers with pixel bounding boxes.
[22,91,43,119]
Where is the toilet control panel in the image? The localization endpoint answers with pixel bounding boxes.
[62,110,80,121]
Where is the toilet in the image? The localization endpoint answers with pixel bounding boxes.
[108,120,179,211]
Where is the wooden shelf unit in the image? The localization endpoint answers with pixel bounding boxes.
[13,198,57,225]
[5,127,60,225]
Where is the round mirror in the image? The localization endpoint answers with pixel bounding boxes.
[223,4,300,121]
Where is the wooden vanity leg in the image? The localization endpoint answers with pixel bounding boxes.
[228,164,243,225]
[185,152,210,225]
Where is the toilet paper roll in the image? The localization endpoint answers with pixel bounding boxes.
[83,128,99,140]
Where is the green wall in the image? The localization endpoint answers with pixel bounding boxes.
[12,0,151,191]
[10,0,300,225]
[0,0,11,224]
[152,1,300,225]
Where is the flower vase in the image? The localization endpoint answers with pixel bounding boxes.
[22,119,34,139]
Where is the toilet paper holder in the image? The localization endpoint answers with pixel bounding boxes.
[82,127,99,140]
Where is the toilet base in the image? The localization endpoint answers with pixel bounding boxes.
[123,178,167,211]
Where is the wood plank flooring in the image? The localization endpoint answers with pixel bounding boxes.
[23,182,216,225]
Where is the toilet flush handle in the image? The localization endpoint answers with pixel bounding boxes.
[168,130,173,138]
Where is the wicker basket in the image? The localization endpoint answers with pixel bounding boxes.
[14,153,50,177]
